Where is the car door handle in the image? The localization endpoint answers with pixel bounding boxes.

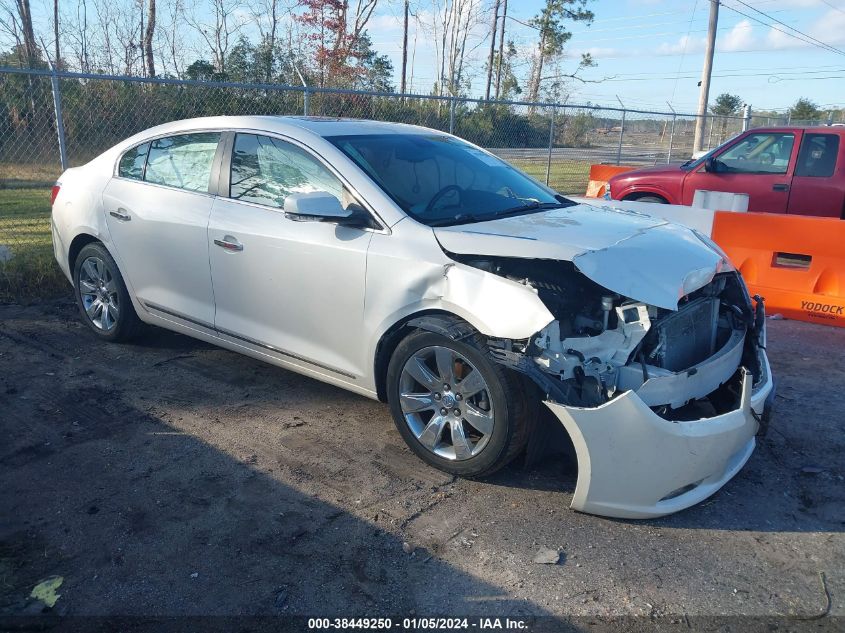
[109,208,131,221]
[772,183,790,192]
[214,237,244,252]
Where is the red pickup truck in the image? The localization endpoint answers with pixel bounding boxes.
[607,126,845,218]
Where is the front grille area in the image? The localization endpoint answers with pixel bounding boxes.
[644,297,721,372]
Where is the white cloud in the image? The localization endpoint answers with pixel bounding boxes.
[571,46,625,59]
[657,34,706,55]
[763,8,845,50]
[720,19,755,52]
[809,8,845,46]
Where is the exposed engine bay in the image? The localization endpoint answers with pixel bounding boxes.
[453,254,766,420]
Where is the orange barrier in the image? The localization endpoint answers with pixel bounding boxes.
[584,164,636,198]
[711,211,845,328]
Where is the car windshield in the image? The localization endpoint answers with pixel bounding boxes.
[326,133,571,226]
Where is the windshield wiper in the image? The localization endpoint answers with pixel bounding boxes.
[426,198,575,227]
[494,200,573,218]
[427,213,486,227]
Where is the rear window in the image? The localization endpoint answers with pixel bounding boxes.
[144,133,221,193]
[795,133,839,178]
[118,142,150,180]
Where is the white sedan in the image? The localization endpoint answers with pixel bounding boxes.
[50,116,774,518]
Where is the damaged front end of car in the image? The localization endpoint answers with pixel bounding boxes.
[452,253,775,519]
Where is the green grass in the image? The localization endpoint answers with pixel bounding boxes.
[0,157,592,301]
[0,188,68,301]
[510,159,591,196]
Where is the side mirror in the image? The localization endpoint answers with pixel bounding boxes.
[336,203,377,230]
[284,191,349,219]
[704,156,719,173]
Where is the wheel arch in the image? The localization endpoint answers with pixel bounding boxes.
[68,233,103,272]
[621,190,670,204]
[373,309,477,402]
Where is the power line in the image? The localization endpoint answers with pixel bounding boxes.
[669,0,699,104]
[602,67,845,81]
[721,0,845,57]
[730,0,845,55]
[601,63,845,77]
[819,0,845,16]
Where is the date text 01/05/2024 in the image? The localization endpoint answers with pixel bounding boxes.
[307,617,528,629]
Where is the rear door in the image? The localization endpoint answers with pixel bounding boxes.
[103,132,222,327]
[682,131,800,212]
[787,132,843,218]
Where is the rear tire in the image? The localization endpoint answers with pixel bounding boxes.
[386,329,534,478]
[73,242,143,342]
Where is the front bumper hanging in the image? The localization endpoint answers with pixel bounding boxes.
[544,351,774,519]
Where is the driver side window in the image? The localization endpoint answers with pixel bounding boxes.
[230,133,344,208]
[717,133,794,174]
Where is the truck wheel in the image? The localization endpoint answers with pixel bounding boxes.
[628,194,668,204]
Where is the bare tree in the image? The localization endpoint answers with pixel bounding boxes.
[250,0,297,82]
[4,0,39,65]
[186,0,244,74]
[143,0,156,76]
[493,0,506,98]
[160,0,185,77]
[427,0,481,99]
[483,0,498,101]
[352,0,378,42]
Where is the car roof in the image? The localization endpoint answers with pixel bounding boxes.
[125,115,442,144]
[745,126,845,134]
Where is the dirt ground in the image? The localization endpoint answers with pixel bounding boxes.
[1,298,843,625]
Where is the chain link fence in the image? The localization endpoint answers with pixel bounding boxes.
[0,66,821,298]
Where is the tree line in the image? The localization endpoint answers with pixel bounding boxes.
[0,0,598,100]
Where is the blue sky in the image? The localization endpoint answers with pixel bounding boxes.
[13,0,845,115]
[369,0,845,114]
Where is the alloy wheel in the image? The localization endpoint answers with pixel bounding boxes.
[78,256,120,331]
[398,345,495,461]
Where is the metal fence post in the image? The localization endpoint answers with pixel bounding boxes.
[449,97,456,134]
[49,67,68,171]
[667,114,676,164]
[616,109,626,166]
[545,107,555,185]
[742,105,751,131]
[294,65,309,116]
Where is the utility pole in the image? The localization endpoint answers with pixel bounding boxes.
[693,0,719,153]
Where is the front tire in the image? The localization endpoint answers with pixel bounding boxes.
[73,242,142,342]
[626,194,668,204]
[386,329,533,477]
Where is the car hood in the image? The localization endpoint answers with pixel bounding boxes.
[433,204,729,311]
[610,163,684,179]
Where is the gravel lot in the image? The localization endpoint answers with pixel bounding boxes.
[1,299,843,624]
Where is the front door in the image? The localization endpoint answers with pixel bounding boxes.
[103,132,222,326]
[208,132,373,379]
[682,131,800,213]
